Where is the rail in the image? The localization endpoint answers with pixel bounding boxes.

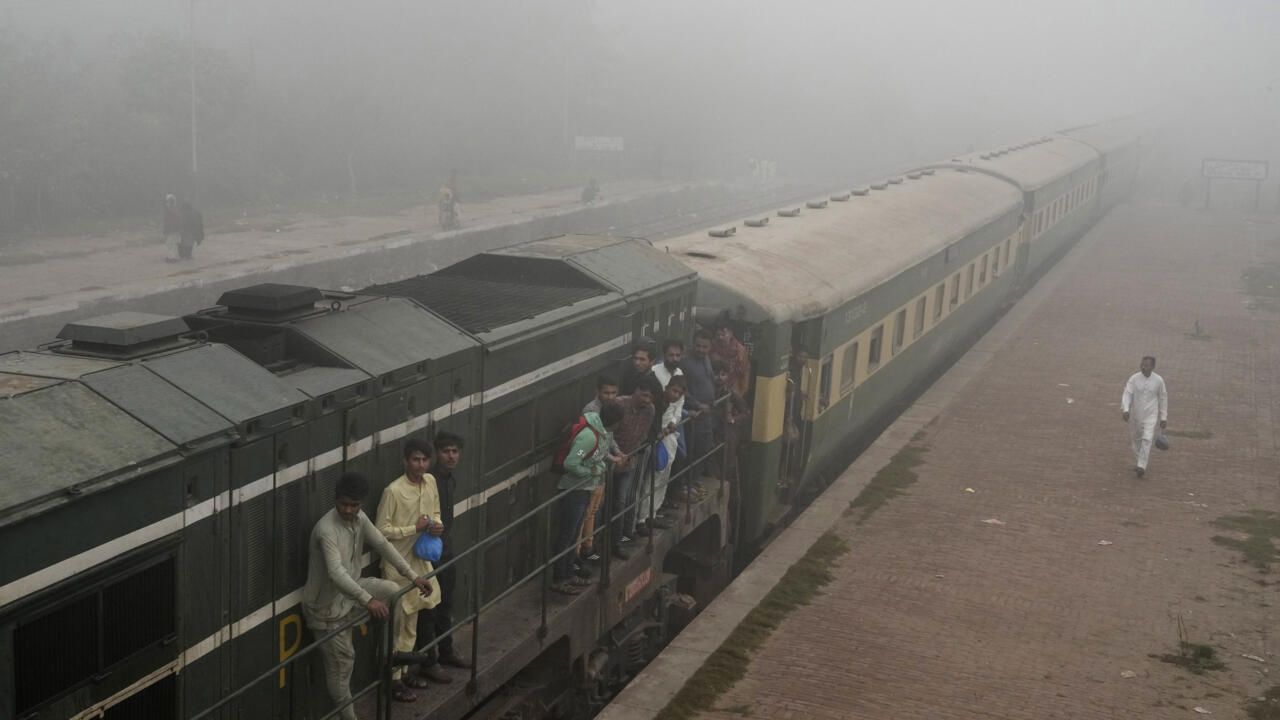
[191,392,735,720]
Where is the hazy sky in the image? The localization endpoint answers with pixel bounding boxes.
[5,0,1279,181]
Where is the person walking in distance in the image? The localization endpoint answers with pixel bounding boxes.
[412,432,472,677]
[302,473,432,720]
[162,194,182,262]
[1121,356,1168,478]
[375,439,447,700]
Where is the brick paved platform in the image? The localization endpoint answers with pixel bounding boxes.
[603,202,1280,720]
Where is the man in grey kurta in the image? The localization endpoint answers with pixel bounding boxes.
[303,473,432,720]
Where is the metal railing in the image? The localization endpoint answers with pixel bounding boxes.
[192,393,733,720]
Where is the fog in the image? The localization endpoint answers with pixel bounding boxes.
[2,0,1278,233]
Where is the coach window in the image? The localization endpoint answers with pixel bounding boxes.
[979,254,989,286]
[1004,238,1012,266]
[818,355,833,412]
[840,342,858,394]
[913,297,927,339]
[965,263,975,300]
[891,308,907,355]
[992,246,1001,276]
[933,283,945,320]
[867,324,884,371]
[949,274,960,310]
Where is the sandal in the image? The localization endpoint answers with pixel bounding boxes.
[392,683,418,703]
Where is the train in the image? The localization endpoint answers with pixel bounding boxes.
[0,118,1139,720]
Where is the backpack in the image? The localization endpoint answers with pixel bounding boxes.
[550,415,599,475]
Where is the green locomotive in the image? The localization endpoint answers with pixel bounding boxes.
[0,121,1139,720]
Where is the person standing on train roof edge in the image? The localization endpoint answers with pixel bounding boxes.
[412,432,472,676]
[1121,356,1169,478]
[552,404,624,595]
[375,439,447,701]
[302,472,433,720]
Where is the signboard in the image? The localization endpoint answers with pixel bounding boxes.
[575,135,625,152]
[1202,158,1269,181]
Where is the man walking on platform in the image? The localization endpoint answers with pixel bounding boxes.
[1121,355,1168,477]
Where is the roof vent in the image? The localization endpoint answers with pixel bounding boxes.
[852,187,870,196]
[907,171,923,180]
[708,226,737,238]
[744,217,770,227]
[806,200,828,209]
[831,192,851,202]
[921,169,936,176]
[218,283,324,321]
[56,312,191,358]
[777,208,801,217]
[889,177,904,184]
[871,181,889,190]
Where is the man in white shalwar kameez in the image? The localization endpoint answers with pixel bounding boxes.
[1121,355,1168,477]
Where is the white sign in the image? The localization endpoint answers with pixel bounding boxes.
[1202,158,1268,181]
[575,136,625,152]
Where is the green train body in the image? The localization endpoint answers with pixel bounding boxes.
[0,122,1140,720]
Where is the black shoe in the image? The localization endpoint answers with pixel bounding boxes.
[417,664,453,684]
[612,547,631,560]
[439,651,472,669]
[635,524,653,537]
[575,563,595,579]
[392,650,435,665]
[1135,467,1145,478]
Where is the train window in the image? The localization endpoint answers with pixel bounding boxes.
[913,298,926,339]
[485,402,536,470]
[657,301,669,333]
[643,308,655,337]
[818,356,833,412]
[979,254,989,286]
[14,556,177,715]
[867,325,884,370]
[1004,238,1012,267]
[933,283,945,320]
[965,264,975,300]
[992,246,1001,276]
[840,342,858,393]
[949,274,960,310]
[892,309,907,355]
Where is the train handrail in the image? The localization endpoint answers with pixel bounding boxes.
[191,391,734,720]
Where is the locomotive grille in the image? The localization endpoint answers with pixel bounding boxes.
[102,559,176,665]
[14,594,99,713]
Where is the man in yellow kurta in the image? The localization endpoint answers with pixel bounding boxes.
[376,438,448,700]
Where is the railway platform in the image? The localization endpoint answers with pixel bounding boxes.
[601,201,1280,719]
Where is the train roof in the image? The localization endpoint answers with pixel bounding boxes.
[931,136,1098,191]
[365,235,694,339]
[1058,118,1142,155]
[665,168,1022,324]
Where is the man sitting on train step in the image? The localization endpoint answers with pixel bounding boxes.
[302,472,433,720]
[376,439,448,700]
[552,404,624,594]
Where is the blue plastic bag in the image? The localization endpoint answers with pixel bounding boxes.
[656,441,671,471]
[413,532,443,563]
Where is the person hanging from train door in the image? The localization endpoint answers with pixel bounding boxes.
[375,439,447,701]
[411,432,473,680]
[578,376,625,570]
[551,404,623,595]
[302,473,433,720]
[680,329,717,498]
[1121,355,1169,478]
[609,377,659,560]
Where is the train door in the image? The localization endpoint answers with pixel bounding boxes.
[179,451,231,719]
[227,437,277,718]
[271,423,311,719]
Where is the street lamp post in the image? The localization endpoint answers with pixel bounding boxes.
[189,0,198,178]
